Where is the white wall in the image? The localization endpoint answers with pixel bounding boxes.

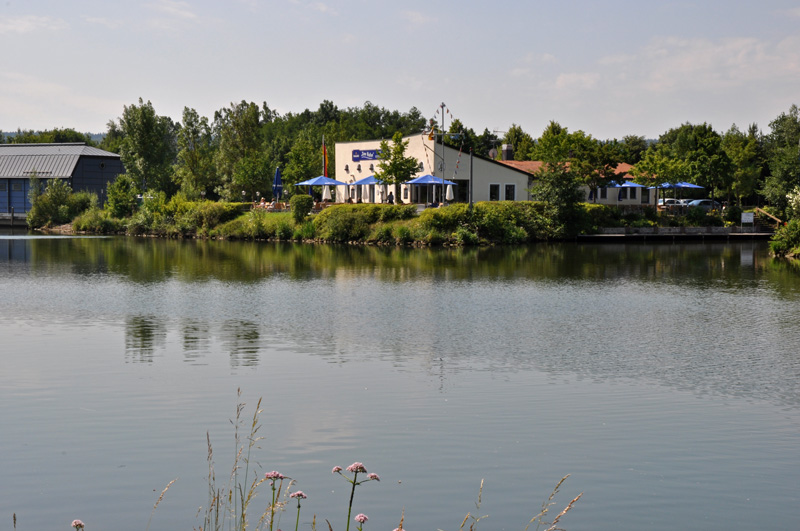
[334,135,532,204]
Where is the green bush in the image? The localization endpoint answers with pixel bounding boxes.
[27,179,97,228]
[72,207,125,233]
[290,195,314,223]
[770,218,800,257]
[724,205,743,223]
[106,174,139,218]
[294,220,316,240]
[314,206,371,241]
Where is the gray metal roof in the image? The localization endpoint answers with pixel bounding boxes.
[0,143,120,179]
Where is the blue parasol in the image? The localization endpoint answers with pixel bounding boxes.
[272,167,283,200]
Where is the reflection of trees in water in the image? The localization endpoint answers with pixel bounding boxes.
[221,320,261,367]
[181,319,211,364]
[125,315,166,363]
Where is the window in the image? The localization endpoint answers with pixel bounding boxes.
[641,188,650,204]
[629,188,637,200]
[600,188,607,199]
[0,181,6,192]
[489,184,500,201]
[505,184,516,201]
[618,188,628,200]
[12,182,23,192]
[403,186,408,200]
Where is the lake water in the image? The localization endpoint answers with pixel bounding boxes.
[1,234,799,531]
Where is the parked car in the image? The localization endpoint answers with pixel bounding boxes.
[687,199,721,212]
[657,198,680,210]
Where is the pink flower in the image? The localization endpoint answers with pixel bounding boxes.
[290,490,307,499]
[346,462,367,473]
[332,466,342,474]
[265,471,285,480]
[367,473,380,481]
[72,520,85,530]
[355,513,369,524]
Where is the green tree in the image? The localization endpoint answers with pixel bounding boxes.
[374,131,420,200]
[503,124,535,161]
[530,162,585,237]
[213,101,265,200]
[106,174,139,218]
[283,129,323,191]
[762,105,800,214]
[620,135,649,164]
[656,123,732,201]
[99,120,125,153]
[174,107,216,198]
[721,125,762,206]
[117,98,178,195]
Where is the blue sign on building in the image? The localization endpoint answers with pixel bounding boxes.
[352,149,381,161]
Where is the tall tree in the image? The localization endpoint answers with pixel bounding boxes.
[656,123,732,201]
[762,105,800,214]
[174,107,216,198]
[213,101,265,200]
[721,125,762,205]
[620,135,649,164]
[503,124,535,161]
[117,98,178,195]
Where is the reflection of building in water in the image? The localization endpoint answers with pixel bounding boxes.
[0,238,31,262]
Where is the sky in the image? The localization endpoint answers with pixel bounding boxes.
[2,0,799,141]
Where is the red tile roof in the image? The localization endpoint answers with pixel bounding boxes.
[499,160,633,178]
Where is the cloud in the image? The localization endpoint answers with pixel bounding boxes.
[144,0,200,30]
[401,10,434,29]
[310,2,337,15]
[637,36,800,93]
[0,16,67,35]
[148,0,199,20]
[554,72,600,90]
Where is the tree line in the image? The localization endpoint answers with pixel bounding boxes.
[3,100,800,216]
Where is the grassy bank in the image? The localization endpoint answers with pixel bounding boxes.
[60,193,756,247]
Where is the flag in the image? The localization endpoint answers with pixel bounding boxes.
[323,135,328,177]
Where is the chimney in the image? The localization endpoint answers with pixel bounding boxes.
[501,144,514,160]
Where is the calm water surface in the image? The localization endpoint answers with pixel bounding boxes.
[1,234,799,531]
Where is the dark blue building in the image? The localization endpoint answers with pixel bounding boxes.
[0,143,124,215]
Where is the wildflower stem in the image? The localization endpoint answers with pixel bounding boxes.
[345,471,358,531]
[295,499,302,531]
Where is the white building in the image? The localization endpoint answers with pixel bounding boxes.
[334,134,533,204]
[334,135,656,208]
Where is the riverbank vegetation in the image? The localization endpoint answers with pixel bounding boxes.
[11,98,800,252]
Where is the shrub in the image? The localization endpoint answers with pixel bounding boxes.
[294,220,316,240]
[453,226,479,245]
[27,179,97,228]
[106,174,139,218]
[314,207,371,241]
[724,205,743,223]
[290,195,313,223]
[72,207,125,233]
[770,218,800,257]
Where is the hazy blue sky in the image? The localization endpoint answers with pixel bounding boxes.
[2,1,799,140]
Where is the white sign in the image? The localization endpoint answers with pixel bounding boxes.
[741,212,754,224]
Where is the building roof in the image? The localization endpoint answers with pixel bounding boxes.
[0,143,120,179]
[499,160,633,178]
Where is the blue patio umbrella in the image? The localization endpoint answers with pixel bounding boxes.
[405,174,456,204]
[295,175,349,199]
[295,176,348,186]
[272,167,283,200]
[351,175,384,186]
[405,174,456,185]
